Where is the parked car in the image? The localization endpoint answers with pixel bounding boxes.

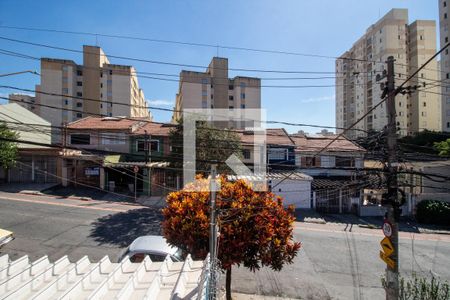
[119,235,183,262]
[0,228,14,248]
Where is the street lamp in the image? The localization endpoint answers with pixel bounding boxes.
[0,70,39,78]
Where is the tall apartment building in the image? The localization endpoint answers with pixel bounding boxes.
[36,45,151,140]
[171,57,261,128]
[8,93,39,115]
[439,0,450,131]
[336,9,440,138]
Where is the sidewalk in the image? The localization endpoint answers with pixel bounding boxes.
[0,183,58,194]
[295,209,450,236]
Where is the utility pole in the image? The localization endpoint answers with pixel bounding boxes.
[209,164,218,300]
[384,55,399,300]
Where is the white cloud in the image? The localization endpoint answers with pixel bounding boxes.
[146,99,173,107]
[301,94,335,103]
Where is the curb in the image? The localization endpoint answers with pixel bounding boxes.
[17,191,144,207]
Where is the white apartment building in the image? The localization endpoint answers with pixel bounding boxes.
[171,57,261,128]
[439,0,450,131]
[36,45,152,141]
[336,9,441,138]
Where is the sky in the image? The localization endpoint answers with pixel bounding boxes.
[0,0,439,134]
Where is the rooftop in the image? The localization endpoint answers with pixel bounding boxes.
[290,134,365,153]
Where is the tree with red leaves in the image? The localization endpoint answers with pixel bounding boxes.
[162,176,301,300]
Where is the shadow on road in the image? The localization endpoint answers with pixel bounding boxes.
[89,208,163,247]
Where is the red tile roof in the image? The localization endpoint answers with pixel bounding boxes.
[67,116,145,130]
[132,122,174,136]
[238,128,294,146]
[290,134,365,153]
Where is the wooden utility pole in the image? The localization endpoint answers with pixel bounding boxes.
[384,55,399,300]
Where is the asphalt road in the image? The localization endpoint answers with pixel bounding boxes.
[1,192,450,300]
[230,222,450,300]
[0,192,162,262]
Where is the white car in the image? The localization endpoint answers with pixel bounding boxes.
[0,229,14,248]
[119,235,183,262]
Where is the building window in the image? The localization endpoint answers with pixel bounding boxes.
[445,1,447,7]
[420,35,423,40]
[241,93,245,99]
[137,140,159,152]
[201,78,208,84]
[336,157,354,167]
[447,122,450,128]
[107,91,112,97]
[241,104,246,109]
[62,66,68,72]
[100,72,103,78]
[445,13,448,19]
[422,111,427,117]
[109,70,113,75]
[202,90,207,96]
[62,88,69,94]
[240,82,246,88]
[107,79,112,85]
[228,85,234,90]
[211,94,213,99]
[268,148,287,160]
[243,149,251,160]
[64,99,68,105]
[446,37,449,43]
[447,73,450,79]
[229,95,234,101]
[100,104,103,108]
[76,92,82,97]
[77,81,82,86]
[100,83,103,88]
[229,106,234,110]
[423,102,426,107]
[302,156,319,167]
[77,70,83,76]
[76,102,82,107]
[202,101,207,108]
[101,133,126,145]
[70,134,90,145]
[76,113,83,118]
[108,112,112,117]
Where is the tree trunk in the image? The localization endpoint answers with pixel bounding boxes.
[226,267,232,300]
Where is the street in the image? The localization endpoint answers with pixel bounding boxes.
[231,222,450,299]
[1,192,450,300]
[0,192,162,262]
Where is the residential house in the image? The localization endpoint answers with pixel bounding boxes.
[238,128,295,169]
[64,116,174,197]
[0,103,61,184]
[291,133,367,213]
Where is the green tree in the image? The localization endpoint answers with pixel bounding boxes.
[169,119,243,174]
[434,138,450,157]
[0,122,18,169]
[162,176,301,300]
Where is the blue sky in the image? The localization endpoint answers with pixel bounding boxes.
[0,0,438,133]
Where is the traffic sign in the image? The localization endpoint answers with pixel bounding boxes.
[134,166,139,173]
[380,251,395,270]
[382,220,393,238]
[380,237,394,257]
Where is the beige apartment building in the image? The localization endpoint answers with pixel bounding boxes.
[8,93,39,115]
[336,9,440,138]
[439,0,450,131]
[36,45,151,141]
[172,57,261,128]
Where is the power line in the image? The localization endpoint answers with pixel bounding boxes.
[0,25,389,66]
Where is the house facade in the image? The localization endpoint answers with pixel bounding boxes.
[64,116,174,197]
